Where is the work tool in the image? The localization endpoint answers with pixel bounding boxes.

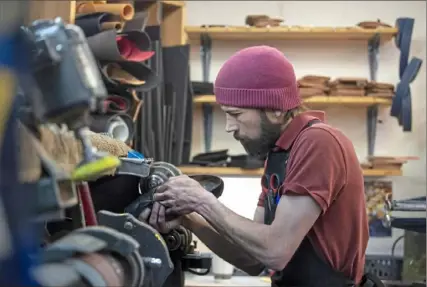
[22,17,120,181]
[262,172,281,214]
[383,196,426,233]
[125,162,224,218]
[97,211,174,287]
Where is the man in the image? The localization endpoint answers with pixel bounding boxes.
[143,46,370,286]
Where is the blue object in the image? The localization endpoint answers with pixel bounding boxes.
[127,150,144,159]
[390,18,423,132]
[275,193,281,204]
[0,9,41,285]
[262,173,281,207]
[0,85,40,287]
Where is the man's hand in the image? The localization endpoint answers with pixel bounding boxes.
[137,203,182,234]
[153,175,213,216]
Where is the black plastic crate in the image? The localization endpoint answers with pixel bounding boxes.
[365,255,403,280]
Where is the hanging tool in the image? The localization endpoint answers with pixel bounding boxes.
[390,18,423,132]
[21,17,120,181]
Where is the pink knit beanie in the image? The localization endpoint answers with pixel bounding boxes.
[214,45,301,111]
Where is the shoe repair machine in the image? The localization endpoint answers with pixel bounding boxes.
[0,4,220,287]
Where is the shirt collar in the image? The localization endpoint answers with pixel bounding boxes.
[275,110,326,150]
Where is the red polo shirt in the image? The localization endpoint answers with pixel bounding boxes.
[257,111,369,284]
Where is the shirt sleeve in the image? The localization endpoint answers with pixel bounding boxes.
[280,127,347,214]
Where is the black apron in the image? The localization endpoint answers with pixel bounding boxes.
[262,120,383,287]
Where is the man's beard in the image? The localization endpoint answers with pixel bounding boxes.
[237,115,282,159]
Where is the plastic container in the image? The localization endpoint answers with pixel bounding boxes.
[364,255,403,280]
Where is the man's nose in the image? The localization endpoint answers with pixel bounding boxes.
[225,120,237,134]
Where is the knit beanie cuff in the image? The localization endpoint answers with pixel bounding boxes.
[214,84,302,111]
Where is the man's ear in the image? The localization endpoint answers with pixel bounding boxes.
[264,110,284,124]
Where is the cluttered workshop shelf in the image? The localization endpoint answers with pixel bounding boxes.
[193,76,395,107]
[179,156,418,177]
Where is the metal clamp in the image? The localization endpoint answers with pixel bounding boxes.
[115,157,151,178]
[366,33,381,157]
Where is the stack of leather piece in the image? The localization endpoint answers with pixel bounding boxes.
[329,77,368,97]
[361,156,418,171]
[74,2,160,145]
[245,15,284,27]
[297,75,330,98]
[356,19,392,29]
[366,81,395,98]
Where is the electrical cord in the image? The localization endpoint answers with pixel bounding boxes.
[391,235,404,257]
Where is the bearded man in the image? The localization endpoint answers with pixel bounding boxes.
[143,46,376,286]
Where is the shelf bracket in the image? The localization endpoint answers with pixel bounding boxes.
[367,33,380,156]
[200,32,213,152]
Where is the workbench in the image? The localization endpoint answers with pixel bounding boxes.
[184,274,423,287]
[184,274,270,287]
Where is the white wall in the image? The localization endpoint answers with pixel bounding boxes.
[186,1,426,256]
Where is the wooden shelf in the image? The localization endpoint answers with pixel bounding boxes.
[27,1,76,24]
[178,166,402,177]
[143,0,187,47]
[185,26,398,42]
[193,95,393,107]
[162,1,185,8]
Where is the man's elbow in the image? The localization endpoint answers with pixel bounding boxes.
[243,264,265,276]
[264,247,292,271]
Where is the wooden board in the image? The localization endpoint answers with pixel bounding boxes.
[178,166,403,177]
[185,275,270,287]
[193,95,393,107]
[143,0,187,46]
[185,26,398,43]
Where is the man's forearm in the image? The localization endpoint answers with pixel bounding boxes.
[182,213,264,275]
[195,195,280,270]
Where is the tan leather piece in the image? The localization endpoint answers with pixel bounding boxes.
[330,89,365,97]
[297,75,330,98]
[367,81,395,90]
[357,19,392,29]
[103,63,146,86]
[299,87,325,98]
[79,253,125,286]
[366,92,393,98]
[130,90,143,122]
[298,80,330,92]
[300,75,331,83]
[363,156,419,171]
[366,81,394,98]
[330,77,368,88]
